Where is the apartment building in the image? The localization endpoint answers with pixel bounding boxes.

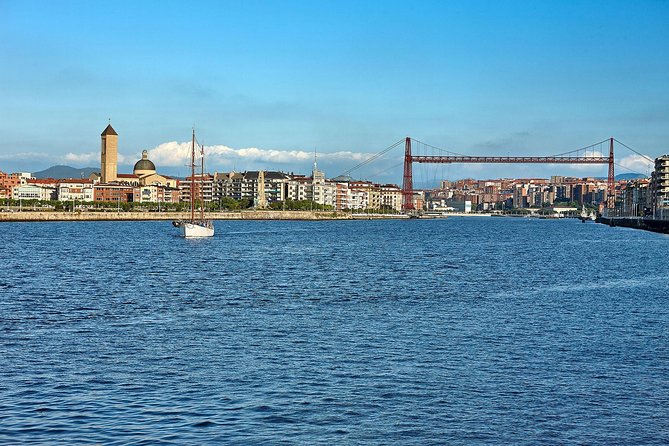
[213,171,289,203]
[94,184,138,203]
[179,174,214,203]
[58,179,95,202]
[651,155,669,211]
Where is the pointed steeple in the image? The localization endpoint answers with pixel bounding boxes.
[101,124,118,136]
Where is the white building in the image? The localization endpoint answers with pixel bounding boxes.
[313,182,336,208]
[17,173,34,184]
[13,184,56,201]
[58,180,95,202]
[379,184,403,211]
[287,176,312,201]
[349,188,368,210]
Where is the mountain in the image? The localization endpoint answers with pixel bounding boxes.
[33,165,99,179]
[594,173,647,181]
[615,173,646,180]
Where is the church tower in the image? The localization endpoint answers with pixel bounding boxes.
[101,124,118,183]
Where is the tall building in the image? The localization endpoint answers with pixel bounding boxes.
[100,124,118,183]
[651,155,669,212]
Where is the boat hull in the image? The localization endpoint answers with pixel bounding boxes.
[183,222,214,237]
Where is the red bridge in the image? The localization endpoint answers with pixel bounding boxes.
[401,137,616,211]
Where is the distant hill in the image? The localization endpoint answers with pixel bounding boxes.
[594,173,647,181]
[615,173,646,180]
[33,165,98,179]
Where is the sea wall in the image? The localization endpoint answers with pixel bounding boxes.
[0,210,356,222]
[597,216,669,234]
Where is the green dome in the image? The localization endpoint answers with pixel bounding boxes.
[133,150,156,173]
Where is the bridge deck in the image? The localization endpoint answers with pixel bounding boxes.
[411,156,610,164]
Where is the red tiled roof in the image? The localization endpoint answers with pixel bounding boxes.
[27,178,58,184]
[57,178,94,184]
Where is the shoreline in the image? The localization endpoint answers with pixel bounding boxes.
[0,211,584,222]
[0,210,351,222]
[0,210,379,222]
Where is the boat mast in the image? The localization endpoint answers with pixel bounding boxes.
[200,143,205,221]
[190,129,195,224]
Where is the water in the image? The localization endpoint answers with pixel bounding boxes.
[1,218,668,445]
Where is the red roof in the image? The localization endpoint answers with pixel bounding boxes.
[27,178,58,184]
[57,178,93,184]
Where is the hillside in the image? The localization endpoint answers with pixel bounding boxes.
[33,165,98,179]
[615,173,646,180]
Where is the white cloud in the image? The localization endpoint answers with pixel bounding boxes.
[567,150,606,171]
[63,152,97,164]
[0,151,50,161]
[144,141,371,168]
[564,151,654,175]
[61,151,129,165]
[619,154,654,175]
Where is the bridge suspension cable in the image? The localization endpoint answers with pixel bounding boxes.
[549,139,610,158]
[339,138,405,178]
[613,138,655,164]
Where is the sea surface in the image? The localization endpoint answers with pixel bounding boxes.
[0,217,668,445]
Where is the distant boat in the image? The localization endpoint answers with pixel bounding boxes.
[580,206,596,223]
[172,130,214,237]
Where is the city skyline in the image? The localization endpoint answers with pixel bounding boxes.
[1,0,668,181]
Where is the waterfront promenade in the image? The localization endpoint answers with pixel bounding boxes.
[0,210,355,222]
[0,210,506,222]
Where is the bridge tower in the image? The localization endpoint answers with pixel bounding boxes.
[607,137,615,209]
[402,137,414,211]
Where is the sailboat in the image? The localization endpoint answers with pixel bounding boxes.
[579,206,589,223]
[172,130,215,237]
[579,205,596,223]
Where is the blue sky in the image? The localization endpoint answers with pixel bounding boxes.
[1,0,667,182]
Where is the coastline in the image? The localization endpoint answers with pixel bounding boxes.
[0,211,562,222]
[0,210,362,222]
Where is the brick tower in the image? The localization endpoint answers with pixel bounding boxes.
[101,124,118,183]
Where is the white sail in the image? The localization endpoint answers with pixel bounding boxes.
[173,129,215,237]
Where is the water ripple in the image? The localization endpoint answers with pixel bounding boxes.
[1,219,668,444]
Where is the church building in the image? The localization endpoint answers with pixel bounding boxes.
[96,124,175,188]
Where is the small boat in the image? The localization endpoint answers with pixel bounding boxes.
[579,206,596,223]
[172,130,214,237]
[579,206,589,223]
